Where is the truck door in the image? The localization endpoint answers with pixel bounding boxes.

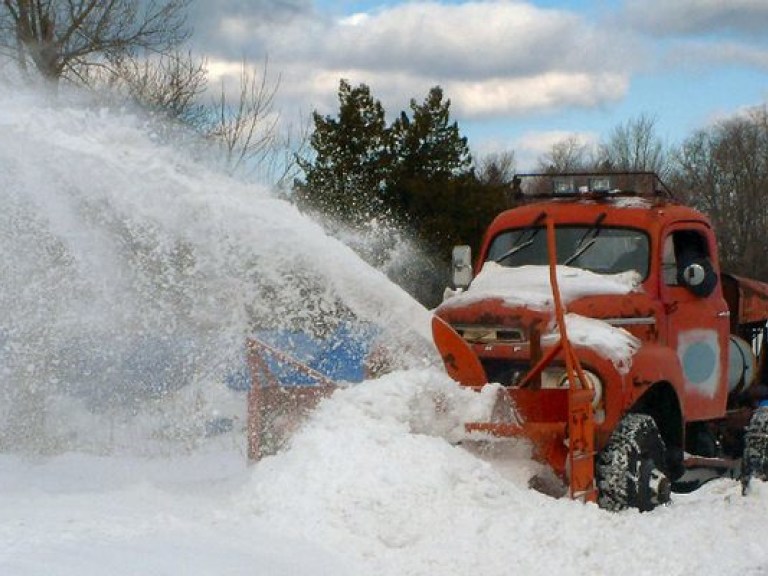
[661,225,729,420]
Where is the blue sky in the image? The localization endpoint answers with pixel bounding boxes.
[191,1,768,169]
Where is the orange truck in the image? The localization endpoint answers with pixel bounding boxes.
[431,172,768,511]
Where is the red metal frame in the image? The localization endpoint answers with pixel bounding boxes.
[246,338,338,460]
[544,215,597,502]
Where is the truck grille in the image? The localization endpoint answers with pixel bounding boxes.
[453,325,525,344]
[481,359,530,387]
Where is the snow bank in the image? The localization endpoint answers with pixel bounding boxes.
[4,369,768,576]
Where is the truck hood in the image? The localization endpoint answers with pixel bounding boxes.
[434,264,647,373]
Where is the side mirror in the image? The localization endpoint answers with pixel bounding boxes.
[679,257,717,297]
[681,262,706,287]
[452,245,473,290]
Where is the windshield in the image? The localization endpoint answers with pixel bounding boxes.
[486,226,649,278]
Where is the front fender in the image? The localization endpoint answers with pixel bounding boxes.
[626,343,685,413]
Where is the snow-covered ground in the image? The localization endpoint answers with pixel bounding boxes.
[2,84,768,576]
[3,370,768,576]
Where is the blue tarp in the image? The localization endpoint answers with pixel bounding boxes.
[226,323,377,390]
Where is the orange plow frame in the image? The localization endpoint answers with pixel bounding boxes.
[433,214,597,502]
[246,337,339,460]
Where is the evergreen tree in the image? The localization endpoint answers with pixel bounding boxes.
[295,80,391,227]
[391,86,471,181]
[295,81,509,306]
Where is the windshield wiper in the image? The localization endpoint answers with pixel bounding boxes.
[494,237,536,263]
[494,212,546,264]
[563,212,606,266]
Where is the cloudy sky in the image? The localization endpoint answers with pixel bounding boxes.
[189,0,768,169]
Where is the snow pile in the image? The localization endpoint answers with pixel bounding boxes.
[3,369,768,575]
[445,262,639,311]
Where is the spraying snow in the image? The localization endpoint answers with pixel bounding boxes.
[2,85,768,576]
[0,86,435,452]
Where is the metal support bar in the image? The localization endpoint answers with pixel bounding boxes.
[545,215,597,503]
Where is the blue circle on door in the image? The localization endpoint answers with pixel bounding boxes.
[682,341,717,384]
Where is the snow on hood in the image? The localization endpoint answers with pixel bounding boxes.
[444,263,640,311]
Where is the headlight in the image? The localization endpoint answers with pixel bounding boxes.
[543,369,603,409]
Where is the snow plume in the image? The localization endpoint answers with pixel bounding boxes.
[0,85,435,454]
[312,213,448,309]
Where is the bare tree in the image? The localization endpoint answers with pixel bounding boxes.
[207,59,281,175]
[111,51,206,121]
[77,49,207,126]
[598,113,669,176]
[202,57,310,187]
[476,150,516,186]
[537,135,594,173]
[0,0,190,85]
[674,106,768,281]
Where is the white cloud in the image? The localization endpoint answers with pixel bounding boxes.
[338,12,370,27]
[664,40,768,71]
[206,59,246,82]
[446,72,628,117]
[192,1,639,121]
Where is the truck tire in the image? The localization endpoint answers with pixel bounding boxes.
[597,413,672,512]
[743,407,768,486]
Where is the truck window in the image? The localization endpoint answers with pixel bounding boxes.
[662,236,677,285]
[487,226,649,278]
[663,230,711,286]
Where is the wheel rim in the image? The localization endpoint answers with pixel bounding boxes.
[637,457,671,511]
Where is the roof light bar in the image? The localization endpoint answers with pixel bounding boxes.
[552,177,575,195]
[588,177,612,193]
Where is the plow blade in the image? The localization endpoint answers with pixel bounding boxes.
[246,338,339,460]
[432,316,597,502]
[463,387,570,483]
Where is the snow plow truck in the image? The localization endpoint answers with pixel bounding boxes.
[248,172,768,513]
